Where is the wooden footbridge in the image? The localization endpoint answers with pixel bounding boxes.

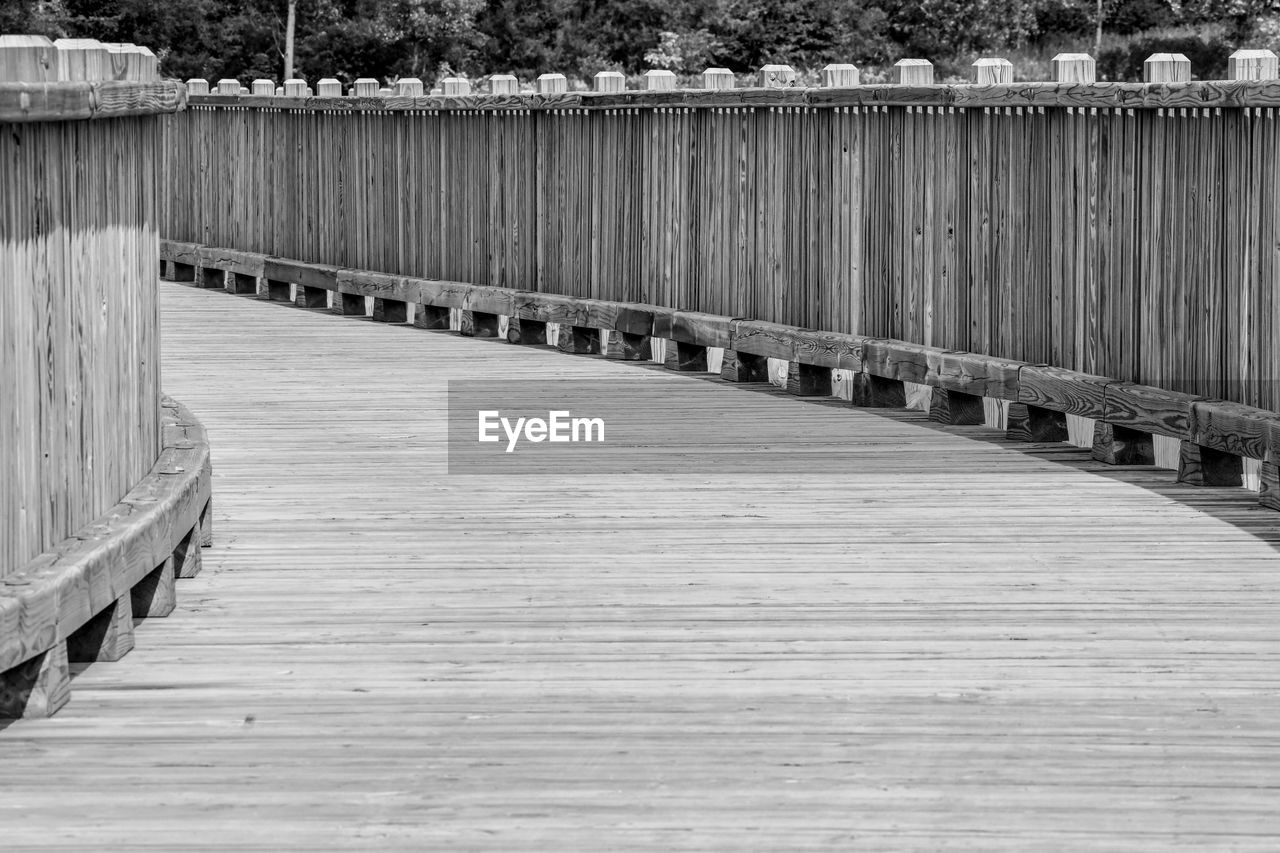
[5,36,1280,848]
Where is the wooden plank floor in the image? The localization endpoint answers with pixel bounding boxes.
[4,283,1280,850]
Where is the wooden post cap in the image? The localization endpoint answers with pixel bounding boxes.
[489,74,518,94]
[239,86,249,94]
[1052,53,1096,83]
[215,78,241,95]
[274,86,283,95]
[972,57,1013,84]
[186,78,209,95]
[380,87,393,95]
[821,63,860,87]
[1229,49,1279,80]
[104,43,156,81]
[316,78,342,96]
[53,38,109,81]
[395,77,423,96]
[352,77,379,96]
[251,79,274,95]
[759,64,796,88]
[893,58,934,85]
[429,87,442,96]
[1144,53,1191,83]
[702,67,734,89]
[594,70,625,92]
[0,35,57,82]
[644,69,677,90]
[537,73,567,94]
[135,45,158,80]
[441,77,471,95]
[283,78,308,96]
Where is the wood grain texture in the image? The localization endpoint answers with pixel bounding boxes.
[1188,399,1280,461]
[0,81,184,123]
[1102,382,1199,439]
[1017,365,1112,418]
[1177,442,1245,487]
[9,282,1279,847]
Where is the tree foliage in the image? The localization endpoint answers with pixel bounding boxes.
[3,0,1276,83]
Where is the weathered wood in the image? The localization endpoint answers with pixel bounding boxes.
[665,341,708,372]
[66,596,134,662]
[1005,403,1069,442]
[295,286,329,309]
[163,260,196,282]
[863,340,935,385]
[507,317,548,346]
[849,372,907,408]
[1017,365,1111,419]
[372,298,408,323]
[460,311,501,338]
[337,293,368,317]
[603,331,650,361]
[0,642,70,719]
[1188,399,1280,461]
[414,304,451,331]
[719,350,769,382]
[1102,382,1197,439]
[729,320,799,361]
[173,523,202,579]
[1260,462,1280,510]
[231,273,261,297]
[929,388,985,425]
[557,325,601,355]
[1176,442,1244,487]
[198,266,225,289]
[786,362,832,397]
[927,351,1023,400]
[1092,422,1156,466]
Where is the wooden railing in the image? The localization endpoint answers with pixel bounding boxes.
[168,243,1280,511]
[1,35,210,719]
[166,50,1280,413]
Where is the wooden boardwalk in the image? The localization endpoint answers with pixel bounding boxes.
[4,283,1280,850]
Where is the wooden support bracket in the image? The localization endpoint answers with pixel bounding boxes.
[787,362,832,396]
[266,278,291,302]
[1006,402,1069,442]
[558,325,601,354]
[131,557,176,619]
[337,293,368,317]
[507,317,548,346]
[1091,422,1155,465]
[720,350,769,382]
[373,297,408,323]
[67,596,134,663]
[0,644,71,719]
[460,310,501,338]
[1176,441,1243,487]
[929,388,985,425]
[295,285,328,309]
[850,372,906,408]
[604,330,650,360]
[414,304,450,331]
[1260,462,1280,510]
[198,267,224,289]
[665,341,707,372]
[229,273,258,296]
[163,260,196,282]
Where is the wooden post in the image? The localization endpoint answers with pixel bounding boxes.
[53,38,109,81]
[537,73,567,94]
[893,59,934,85]
[1144,53,1191,83]
[1006,403,1069,442]
[821,64,860,87]
[507,317,548,346]
[251,79,274,95]
[645,70,677,90]
[396,77,424,96]
[215,78,240,95]
[316,78,342,96]
[173,523,203,579]
[759,64,796,88]
[787,363,833,397]
[378,87,392,96]
[283,78,307,96]
[352,78,379,96]
[850,373,907,408]
[702,68,734,89]
[1176,442,1244,486]
[274,86,283,96]
[0,35,56,81]
[442,77,471,95]
[186,78,209,95]
[1229,49,1279,80]
[1052,53,1096,83]
[720,351,769,382]
[67,595,134,662]
[131,557,176,618]
[490,74,518,94]
[594,71,625,92]
[929,388,985,425]
[558,326,601,354]
[0,643,70,719]
[972,58,1013,84]
[604,331,650,360]
[1091,422,1155,465]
